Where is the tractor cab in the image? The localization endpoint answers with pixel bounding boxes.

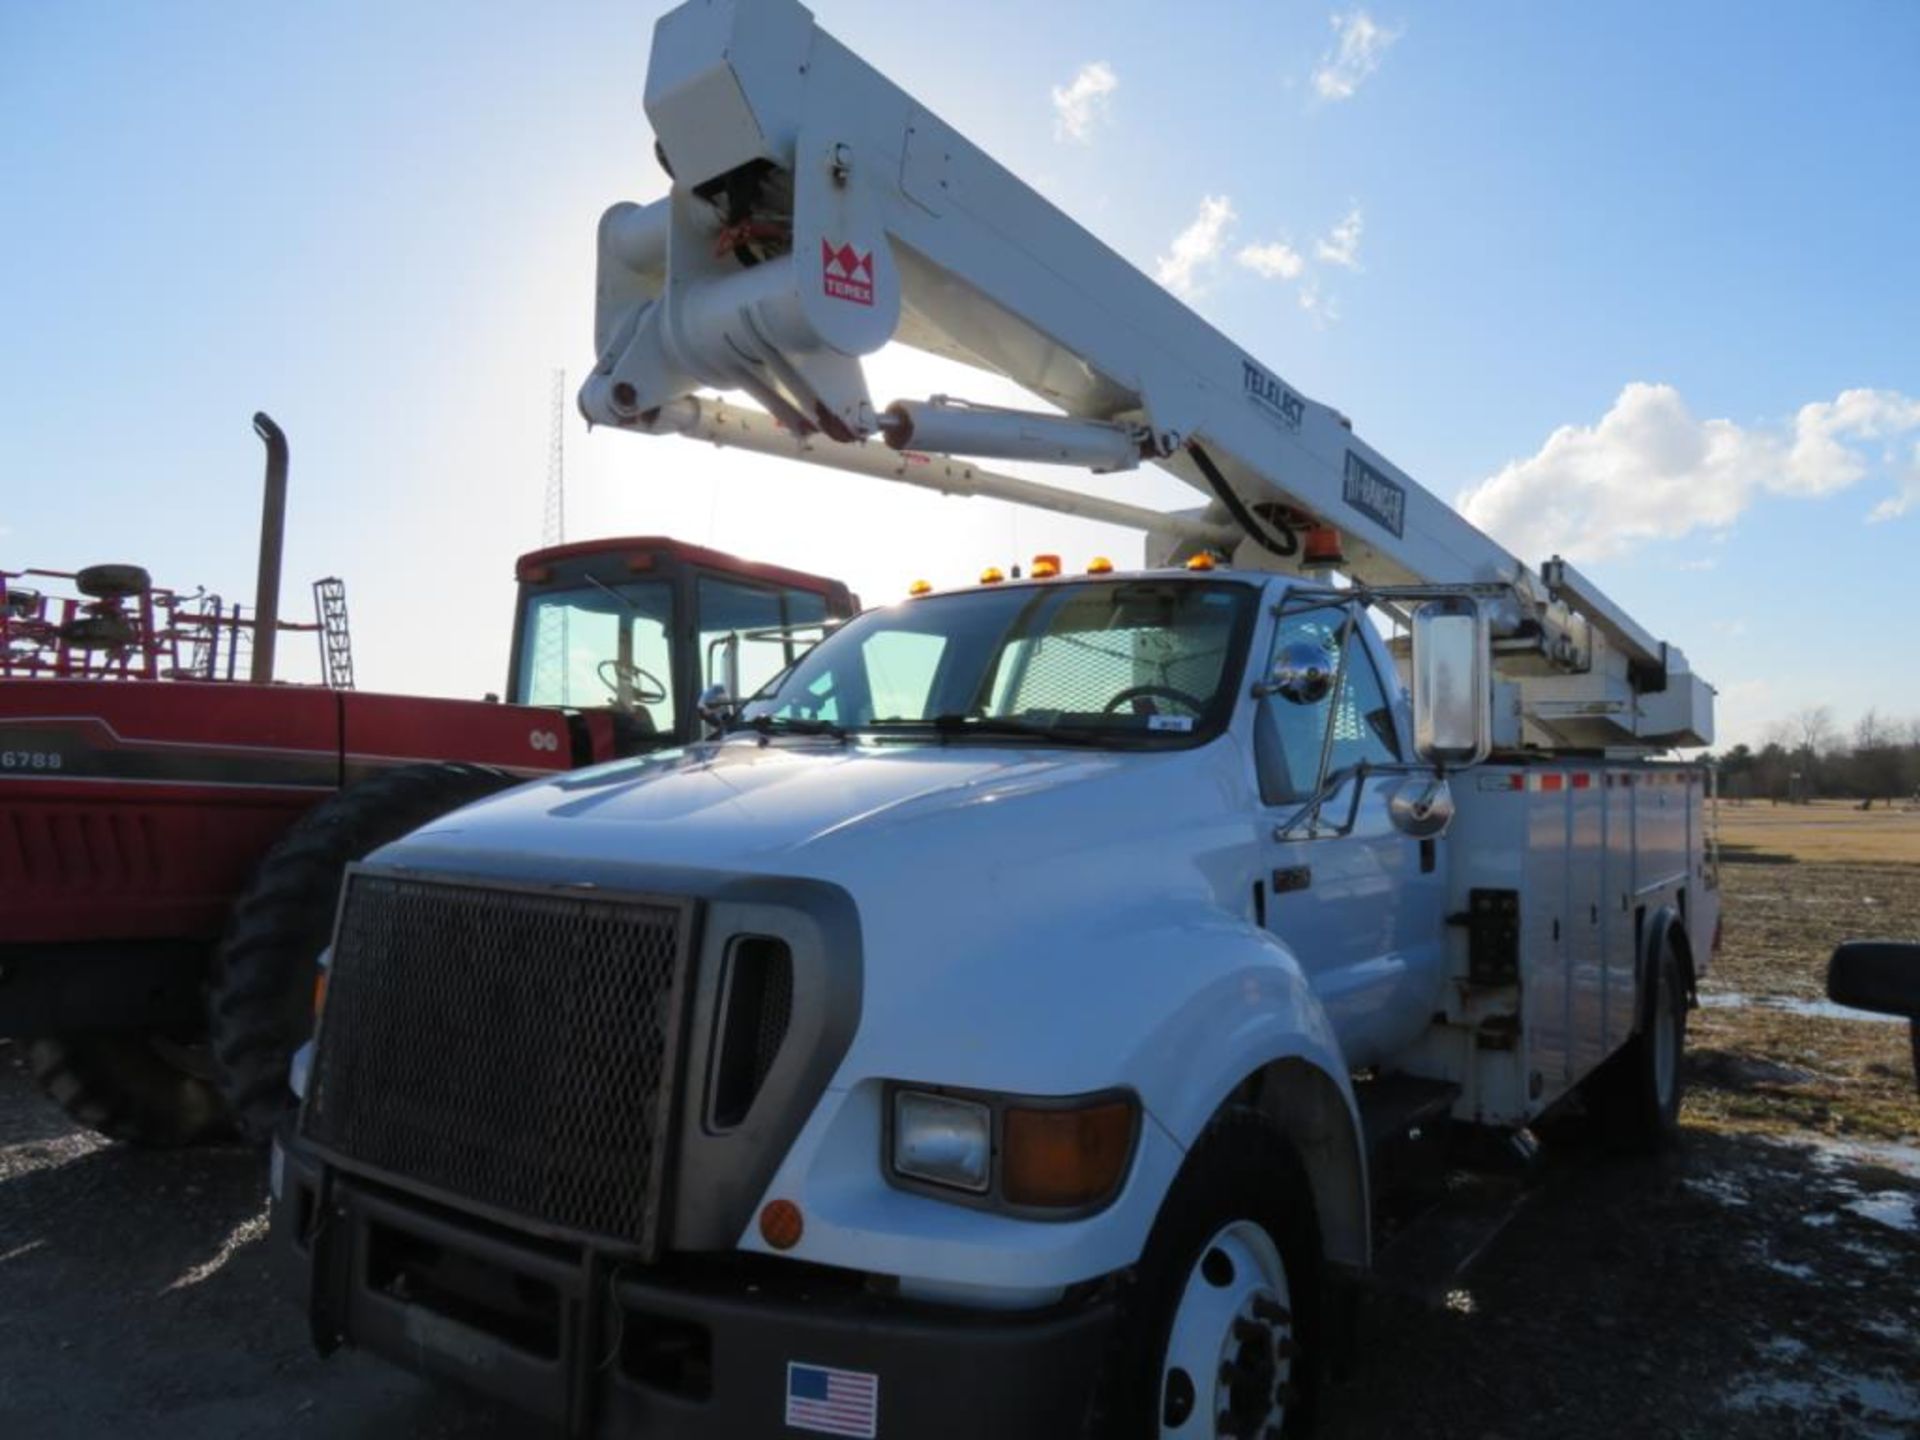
[507,536,857,754]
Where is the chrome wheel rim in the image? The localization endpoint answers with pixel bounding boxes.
[1158,1219,1294,1437]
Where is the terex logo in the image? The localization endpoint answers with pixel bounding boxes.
[821,239,875,305]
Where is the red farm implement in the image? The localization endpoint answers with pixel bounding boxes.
[0,415,855,1144]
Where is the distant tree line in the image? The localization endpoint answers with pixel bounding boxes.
[1711,706,1920,807]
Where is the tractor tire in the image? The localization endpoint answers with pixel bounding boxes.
[75,563,152,600]
[26,1033,230,1147]
[207,761,519,1143]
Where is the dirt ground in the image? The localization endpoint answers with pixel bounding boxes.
[2,808,1915,1439]
[1319,861,1919,1439]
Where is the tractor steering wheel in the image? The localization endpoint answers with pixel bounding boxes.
[596,658,669,706]
[1103,684,1207,716]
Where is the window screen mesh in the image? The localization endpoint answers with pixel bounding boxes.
[1005,630,1226,713]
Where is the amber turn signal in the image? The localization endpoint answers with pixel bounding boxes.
[1086,556,1114,575]
[1001,1099,1135,1208]
[1184,553,1218,571]
[1030,553,1062,578]
[979,566,1006,584]
[759,1198,804,1250]
[313,968,329,1020]
[908,579,933,597]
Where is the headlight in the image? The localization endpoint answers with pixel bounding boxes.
[887,1084,1140,1215]
[892,1090,991,1194]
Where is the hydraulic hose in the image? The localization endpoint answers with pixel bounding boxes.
[1187,441,1298,558]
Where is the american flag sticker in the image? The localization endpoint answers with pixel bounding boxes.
[785,1360,879,1438]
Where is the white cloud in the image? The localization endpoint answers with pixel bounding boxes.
[1315,206,1364,270]
[1868,442,1920,522]
[1312,11,1401,101]
[1235,240,1305,280]
[1051,62,1118,144]
[1785,392,1920,496]
[1458,382,1920,562]
[1296,281,1339,326]
[1155,195,1236,298]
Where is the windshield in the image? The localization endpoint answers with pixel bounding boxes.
[516,580,675,734]
[740,579,1257,746]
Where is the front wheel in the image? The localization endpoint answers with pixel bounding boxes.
[1092,1108,1322,1438]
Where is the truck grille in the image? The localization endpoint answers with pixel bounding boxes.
[300,870,695,1256]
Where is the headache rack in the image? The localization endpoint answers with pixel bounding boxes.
[301,869,698,1259]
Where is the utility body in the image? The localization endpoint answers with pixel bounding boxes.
[276,3,1721,1436]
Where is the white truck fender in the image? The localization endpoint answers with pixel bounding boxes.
[1122,926,1372,1272]
[740,919,1372,1290]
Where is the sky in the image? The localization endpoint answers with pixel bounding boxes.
[4,1,1917,751]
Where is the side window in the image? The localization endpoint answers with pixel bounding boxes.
[1265,606,1402,799]
[700,579,831,700]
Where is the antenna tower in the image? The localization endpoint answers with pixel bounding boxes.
[543,369,567,547]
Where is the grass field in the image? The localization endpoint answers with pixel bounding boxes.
[1716,796,1920,865]
[1693,798,1918,1141]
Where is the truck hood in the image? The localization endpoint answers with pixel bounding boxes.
[395,736,1151,874]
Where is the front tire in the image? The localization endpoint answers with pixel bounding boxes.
[1092,1107,1323,1439]
[207,761,517,1142]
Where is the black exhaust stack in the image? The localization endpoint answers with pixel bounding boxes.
[250,412,289,684]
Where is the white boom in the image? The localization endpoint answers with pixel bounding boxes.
[580,0,1711,751]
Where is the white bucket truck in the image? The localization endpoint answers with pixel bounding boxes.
[274,2,1719,1435]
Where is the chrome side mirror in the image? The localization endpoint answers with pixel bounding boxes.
[1387,774,1455,838]
[1410,598,1491,766]
[1260,642,1336,706]
[698,683,739,734]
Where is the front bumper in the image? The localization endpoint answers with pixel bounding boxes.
[275,1137,1117,1439]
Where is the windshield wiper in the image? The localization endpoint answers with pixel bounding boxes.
[866,714,1110,747]
[746,713,847,739]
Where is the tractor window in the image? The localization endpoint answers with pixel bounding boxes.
[699,577,830,699]
[518,581,675,734]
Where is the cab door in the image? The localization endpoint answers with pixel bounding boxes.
[1256,599,1449,1069]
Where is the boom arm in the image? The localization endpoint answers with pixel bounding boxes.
[580,0,1711,750]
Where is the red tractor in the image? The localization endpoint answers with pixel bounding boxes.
[0,416,855,1144]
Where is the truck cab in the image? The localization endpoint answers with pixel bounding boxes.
[275,562,1714,1438]
[507,535,857,755]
